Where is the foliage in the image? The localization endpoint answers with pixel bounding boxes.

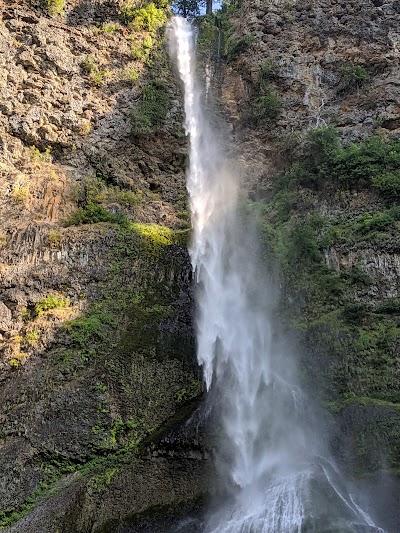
[130,79,170,135]
[173,0,200,17]
[29,145,52,164]
[65,307,116,348]
[121,1,167,33]
[33,294,70,318]
[372,170,400,203]
[122,65,139,83]
[63,203,128,227]
[259,58,278,83]
[11,181,30,202]
[251,91,283,122]
[278,130,400,196]
[81,56,111,86]
[304,126,340,167]
[40,0,64,15]
[225,35,255,61]
[99,23,120,33]
[336,63,370,94]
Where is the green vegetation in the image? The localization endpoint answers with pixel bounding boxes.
[372,170,400,203]
[259,58,279,83]
[29,145,52,164]
[251,91,283,122]
[336,63,370,94]
[40,0,64,15]
[131,79,170,135]
[63,203,128,227]
[65,307,116,349]
[120,1,168,32]
[33,294,70,318]
[99,23,120,33]
[276,128,400,202]
[254,126,400,474]
[225,34,255,61]
[81,56,111,86]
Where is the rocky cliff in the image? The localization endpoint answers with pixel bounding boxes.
[0,0,399,531]
[216,0,400,485]
[0,1,209,531]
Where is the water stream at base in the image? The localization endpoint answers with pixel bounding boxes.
[167,16,384,533]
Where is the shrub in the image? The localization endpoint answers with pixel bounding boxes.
[259,58,278,82]
[11,181,30,202]
[65,309,115,347]
[372,170,400,203]
[81,56,111,86]
[29,145,52,164]
[131,79,170,135]
[100,24,120,33]
[121,2,167,33]
[34,294,70,318]
[122,65,139,83]
[63,204,127,226]
[251,90,283,121]
[130,43,147,61]
[304,126,340,166]
[336,64,370,94]
[40,0,64,15]
[225,35,255,61]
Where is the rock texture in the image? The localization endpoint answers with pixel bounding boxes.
[218,0,400,481]
[0,0,399,530]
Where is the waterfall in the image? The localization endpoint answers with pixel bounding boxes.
[168,16,383,533]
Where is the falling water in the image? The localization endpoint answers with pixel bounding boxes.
[168,17,383,533]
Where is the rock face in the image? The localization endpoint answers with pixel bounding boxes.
[0,0,399,530]
[217,0,400,482]
[0,1,207,531]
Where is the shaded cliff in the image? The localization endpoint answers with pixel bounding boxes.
[214,0,400,479]
[0,1,209,530]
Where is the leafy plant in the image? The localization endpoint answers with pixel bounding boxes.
[34,294,70,318]
[81,56,111,86]
[225,35,255,61]
[40,0,64,15]
[336,64,370,94]
[251,90,283,121]
[121,1,167,33]
[372,170,400,203]
[259,58,278,82]
[131,79,170,135]
[63,204,128,227]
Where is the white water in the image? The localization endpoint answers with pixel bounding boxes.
[168,17,383,533]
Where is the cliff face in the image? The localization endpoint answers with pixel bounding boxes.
[0,1,208,531]
[0,0,399,531]
[218,0,400,479]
